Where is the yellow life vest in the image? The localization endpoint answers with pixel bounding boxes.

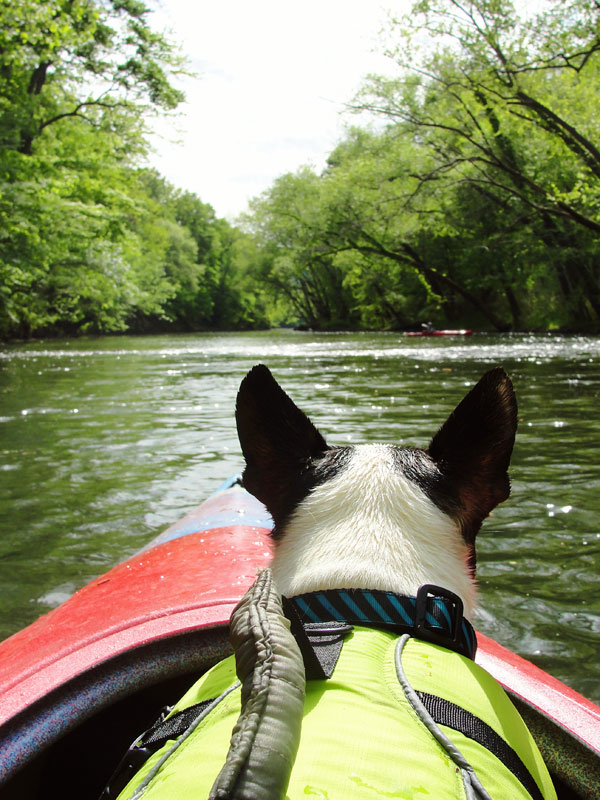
[114,572,557,800]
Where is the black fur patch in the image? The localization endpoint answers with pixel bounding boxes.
[236,365,354,537]
[391,446,476,575]
[312,446,354,483]
[427,367,517,558]
[391,447,463,519]
[270,446,354,538]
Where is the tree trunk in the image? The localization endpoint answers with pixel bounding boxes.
[28,62,50,95]
[503,282,522,330]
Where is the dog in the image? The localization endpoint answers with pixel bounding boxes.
[113,365,557,800]
[236,364,517,617]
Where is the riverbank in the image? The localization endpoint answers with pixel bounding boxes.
[4,320,600,346]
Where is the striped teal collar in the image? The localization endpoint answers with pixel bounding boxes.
[285,584,477,660]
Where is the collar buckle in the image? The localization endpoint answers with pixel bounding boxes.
[414,584,468,656]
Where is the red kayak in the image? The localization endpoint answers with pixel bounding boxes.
[405,329,474,337]
[0,478,598,798]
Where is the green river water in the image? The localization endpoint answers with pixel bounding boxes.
[0,330,599,702]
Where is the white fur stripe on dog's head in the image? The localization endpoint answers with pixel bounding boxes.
[236,365,518,621]
[269,443,477,616]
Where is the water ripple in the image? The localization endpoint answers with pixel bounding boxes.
[1,331,599,702]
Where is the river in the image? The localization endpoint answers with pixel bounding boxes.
[0,330,599,702]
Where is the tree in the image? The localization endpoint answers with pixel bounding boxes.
[129,170,269,332]
[0,0,192,338]
[0,0,185,155]
[0,108,150,337]
[0,1,273,339]
[240,0,600,332]
[247,168,357,329]
[354,0,600,324]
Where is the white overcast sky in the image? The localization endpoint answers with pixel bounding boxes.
[147,0,410,220]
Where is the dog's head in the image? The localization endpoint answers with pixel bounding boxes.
[235,365,517,617]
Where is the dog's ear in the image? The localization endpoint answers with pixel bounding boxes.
[428,367,517,543]
[236,364,329,524]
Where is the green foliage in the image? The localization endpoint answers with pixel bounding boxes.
[245,0,600,332]
[0,0,185,155]
[246,168,359,329]
[0,0,267,339]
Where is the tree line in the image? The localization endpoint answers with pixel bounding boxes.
[2,0,600,338]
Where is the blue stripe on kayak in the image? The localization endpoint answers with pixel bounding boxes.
[213,475,243,493]
[141,480,273,551]
[170,512,272,534]
[143,515,273,550]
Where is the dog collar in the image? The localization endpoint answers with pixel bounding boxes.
[284,584,477,661]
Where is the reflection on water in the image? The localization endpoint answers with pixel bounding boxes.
[1,331,599,701]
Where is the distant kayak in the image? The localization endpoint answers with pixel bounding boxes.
[405,329,474,337]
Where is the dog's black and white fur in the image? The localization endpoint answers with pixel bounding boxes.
[236,364,518,619]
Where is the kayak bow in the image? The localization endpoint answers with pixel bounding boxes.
[0,478,598,799]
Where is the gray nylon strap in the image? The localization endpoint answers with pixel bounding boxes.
[209,568,306,800]
[394,634,493,800]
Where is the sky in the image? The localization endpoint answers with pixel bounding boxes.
[147,0,410,221]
